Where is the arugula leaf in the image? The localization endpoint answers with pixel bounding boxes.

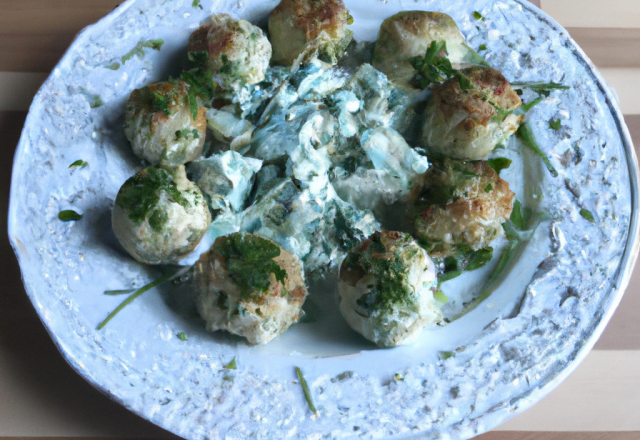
[487,157,512,174]
[296,367,317,415]
[580,208,596,223]
[58,210,82,221]
[549,118,562,131]
[517,122,559,177]
[409,41,473,90]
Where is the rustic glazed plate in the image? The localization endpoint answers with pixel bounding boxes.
[8,0,639,439]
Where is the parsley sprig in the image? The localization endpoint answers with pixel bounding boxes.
[409,41,473,90]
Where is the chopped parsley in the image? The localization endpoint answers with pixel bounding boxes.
[58,210,82,221]
[484,183,493,193]
[180,68,215,101]
[177,332,188,341]
[69,160,88,169]
[439,351,454,360]
[580,208,596,223]
[175,129,200,141]
[89,95,103,108]
[115,166,192,229]
[121,39,165,64]
[295,367,317,415]
[465,247,494,271]
[473,11,485,20]
[478,44,487,51]
[549,118,562,131]
[215,233,287,301]
[224,358,237,369]
[187,87,198,121]
[105,62,121,70]
[409,40,473,90]
[487,158,512,174]
[192,0,203,9]
[517,122,559,177]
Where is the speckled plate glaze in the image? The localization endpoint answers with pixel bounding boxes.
[8,0,640,439]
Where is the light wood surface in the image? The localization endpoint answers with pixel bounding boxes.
[1,0,639,439]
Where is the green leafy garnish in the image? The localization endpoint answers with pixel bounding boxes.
[180,68,215,101]
[58,210,82,221]
[580,208,596,223]
[295,367,317,415]
[187,86,198,121]
[224,358,237,369]
[519,96,544,113]
[478,44,487,51]
[487,158,512,175]
[439,351,454,360]
[473,11,485,20]
[121,39,165,64]
[175,129,200,141]
[104,289,135,296]
[192,0,203,9]
[408,41,473,90]
[549,118,562,131]
[90,95,103,108]
[177,332,188,341]
[517,122,559,177]
[466,247,494,271]
[511,82,570,96]
[347,14,354,25]
[434,290,449,304]
[216,233,287,301]
[69,160,88,169]
[97,266,191,330]
[115,166,192,229]
[187,51,209,66]
[105,62,121,70]
[484,183,493,193]
[438,270,463,284]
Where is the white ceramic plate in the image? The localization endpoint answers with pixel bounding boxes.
[8,0,639,439]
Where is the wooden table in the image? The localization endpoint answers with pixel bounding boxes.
[1,0,639,438]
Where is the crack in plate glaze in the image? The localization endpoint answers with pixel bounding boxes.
[8,0,640,439]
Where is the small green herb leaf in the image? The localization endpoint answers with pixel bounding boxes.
[434,290,449,304]
[224,358,237,370]
[58,210,82,221]
[192,0,203,9]
[439,351,454,360]
[295,367,317,415]
[104,289,135,296]
[511,82,570,94]
[487,158,512,174]
[580,208,596,223]
[549,118,562,131]
[438,270,463,284]
[188,87,198,121]
[122,39,165,64]
[519,95,544,113]
[347,14,354,25]
[517,122,559,177]
[177,332,188,341]
[478,44,487,51]
[105,62,121,70]
[90,95,103,108]
[69,160,88,169]
[465,247,494,271]
[484,183,493,193]
[473,11,485,20]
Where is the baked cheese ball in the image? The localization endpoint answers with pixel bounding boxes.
[372,11,484,88]
[421,66,523,160]
[112,165,211,265]
[188,14,272,89]
[268,0,353,66]
[194,232,308,345]
[124,80,206,166]
[413,159,515,259]
[338,231,442,348]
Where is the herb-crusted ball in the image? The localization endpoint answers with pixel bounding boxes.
[268,0,353,66]
[413,159,515,258]
[124,80,207,166]
[421,66,523,160]
[338,231,442,348]
[188,14,272,89]
[194,232,308,345]
[112,165,211,265]
[372,11,483,89]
